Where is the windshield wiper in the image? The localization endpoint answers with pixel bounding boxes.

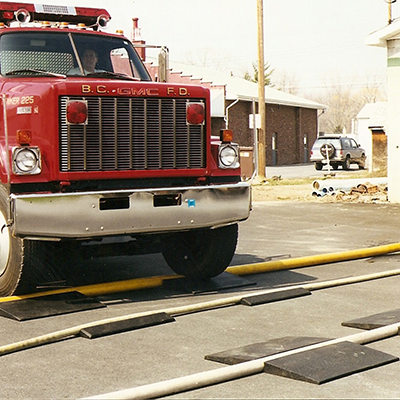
[86,71,139,81]
[5,69,66,78]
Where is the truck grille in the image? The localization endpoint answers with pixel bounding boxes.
[59,96,206,172]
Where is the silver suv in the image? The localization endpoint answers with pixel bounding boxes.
[310,135,366,171]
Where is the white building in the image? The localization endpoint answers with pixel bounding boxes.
[367,21,400,201]
[355,102,387,172]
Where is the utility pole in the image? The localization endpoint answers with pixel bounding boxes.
[386,0,397,24]
[257,0,266,179]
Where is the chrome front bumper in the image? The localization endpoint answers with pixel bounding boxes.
[10,182,251,239]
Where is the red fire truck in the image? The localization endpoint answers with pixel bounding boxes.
[0,2,251,296]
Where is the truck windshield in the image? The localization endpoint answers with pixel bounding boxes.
[0,31,151,81]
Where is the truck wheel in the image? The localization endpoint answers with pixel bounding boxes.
[0,186,64,296]
[343,157,351,170]
[359,155,366,169]
[320,143,335,158]
[314,162,323,171]
[161,224,238,280]
[0,186,31,296]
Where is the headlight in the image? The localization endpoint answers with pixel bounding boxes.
[218,144,240,169]
[13,147,41,175]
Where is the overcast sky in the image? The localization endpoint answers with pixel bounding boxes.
[15,0,400,95]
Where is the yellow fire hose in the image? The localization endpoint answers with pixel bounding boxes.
[2,241,400,304]
[0,275,179,303]
[1,266,400,360]
[225,242,400,276]
[1,245,400,358]
[0,242,399,398]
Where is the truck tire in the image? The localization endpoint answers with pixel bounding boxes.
[161,224,238,280]
[359,154,366,169]
[343,156,351,170]
[0,186,65,296]
[314,162,323,171]
[320,143,335,158]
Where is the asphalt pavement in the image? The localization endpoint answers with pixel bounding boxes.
[2,178,400,399]
[266,163,362,179]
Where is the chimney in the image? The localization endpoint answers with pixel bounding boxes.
[131,18,146,61]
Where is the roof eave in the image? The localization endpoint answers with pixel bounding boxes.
[366,21,400,47]
[227,94,327,111]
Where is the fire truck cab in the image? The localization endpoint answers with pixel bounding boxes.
[0,2,251,296]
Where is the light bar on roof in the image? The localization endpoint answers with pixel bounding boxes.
[0,2,111,27]
[34,4,77,16]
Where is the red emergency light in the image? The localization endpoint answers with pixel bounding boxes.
[186,102,205,125]
[0,2,111,28]
[67,100,88,125]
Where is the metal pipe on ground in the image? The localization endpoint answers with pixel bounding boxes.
[312,177,387,192]
[83,322,400,400]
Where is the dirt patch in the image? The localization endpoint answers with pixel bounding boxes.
[252,183,388,203]
[252,184,313,202]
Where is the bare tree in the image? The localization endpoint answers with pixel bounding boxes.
[317,86,357,133]
[358,82,387,104]
[272,70,299,95]
[182,47,231,71]
[312,76,386,134]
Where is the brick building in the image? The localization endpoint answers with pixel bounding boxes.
[218,97,323,166]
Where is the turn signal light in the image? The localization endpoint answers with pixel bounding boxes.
[220,129,233,143]
[17,129,32,145]
[67,100,88,124]
[186,102,205,125]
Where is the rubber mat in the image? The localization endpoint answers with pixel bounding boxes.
[342,308,400,330]
[80,312,175,339]
[240,287,311,306]
[205,336,330,365]
[0,291,105,321]
[263,341,398,384]
[162,272,255,294]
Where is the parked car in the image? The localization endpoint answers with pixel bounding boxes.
[310,135,366,171]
